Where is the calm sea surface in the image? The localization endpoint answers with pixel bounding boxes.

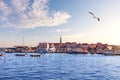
[0,53,120,80]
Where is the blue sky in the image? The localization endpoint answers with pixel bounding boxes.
[0,0,120,47]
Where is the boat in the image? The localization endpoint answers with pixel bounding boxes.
[68,48,89,54]
[0,53,3,56]
[103,51,120,56]
[30,54,42,57]
[69,50,88,54]
[104,53,120,56]
[36,48,47,53]
[69,51,88,54]
[15,53,27,56]
[0,51,5,56]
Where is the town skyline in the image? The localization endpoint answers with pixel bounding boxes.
[0,36,117,48]
[0,0,120,47]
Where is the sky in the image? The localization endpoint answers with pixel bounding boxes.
[0,0,120,47]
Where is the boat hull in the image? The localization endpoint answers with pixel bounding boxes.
[15,53,27,56]
[30,54,42,57]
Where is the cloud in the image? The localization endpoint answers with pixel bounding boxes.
[53,29,71,33]
[0,0,71,28]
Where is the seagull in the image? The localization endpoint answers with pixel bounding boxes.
[89,12,100,21]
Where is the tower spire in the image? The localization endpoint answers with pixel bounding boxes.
[60,36,62,44]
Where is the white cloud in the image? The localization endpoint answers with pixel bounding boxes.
[53,29,71,33]
[0,0,71,28]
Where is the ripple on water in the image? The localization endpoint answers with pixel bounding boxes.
[0,53,120,80]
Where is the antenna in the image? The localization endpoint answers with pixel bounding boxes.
[22,37,24,46]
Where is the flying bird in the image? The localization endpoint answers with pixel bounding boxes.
[89,12,100,21]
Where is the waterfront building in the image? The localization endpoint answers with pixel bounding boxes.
[5,48,16,53]
[88,44,96,49]
[112,45,120,53]
[107,45,112,51]
[14,46,28,53]
[49,43,56,52]
[96,43,103,49]
[26,47,36,53]
[37,42,49,53]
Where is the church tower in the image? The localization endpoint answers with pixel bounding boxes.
[60,36,62,44]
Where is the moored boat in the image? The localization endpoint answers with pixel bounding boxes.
[30,54,42,57]
[103,51,120,56]
[0,54,3,56]
[104,53,120,56]
[15,53,27,56]
[69,51,88,54]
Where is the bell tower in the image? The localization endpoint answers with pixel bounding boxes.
[60,36,62,44]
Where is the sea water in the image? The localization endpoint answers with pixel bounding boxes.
[0,53,120,80]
